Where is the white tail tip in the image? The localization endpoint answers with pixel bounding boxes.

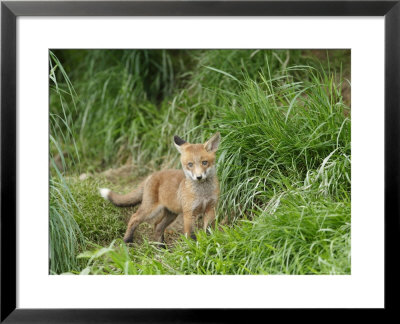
[99,188,110,200]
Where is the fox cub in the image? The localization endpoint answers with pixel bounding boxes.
[100,132,221,244]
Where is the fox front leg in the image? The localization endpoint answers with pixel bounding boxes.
[203,205,216,233]
[183,211,197,240]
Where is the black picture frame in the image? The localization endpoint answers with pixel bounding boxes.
[1,0,399,322]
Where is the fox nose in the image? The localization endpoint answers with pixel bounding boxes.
[196,175,202,180]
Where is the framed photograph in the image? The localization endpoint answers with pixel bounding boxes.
[1,0,398,322]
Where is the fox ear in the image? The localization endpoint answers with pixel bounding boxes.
[174,135,186,153]
[204,132,221,152]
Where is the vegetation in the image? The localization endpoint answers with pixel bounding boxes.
[49,52,85,273]
[49,49,351,275]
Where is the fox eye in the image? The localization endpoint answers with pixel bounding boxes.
[188,162,193,167]
[202,161,208,165]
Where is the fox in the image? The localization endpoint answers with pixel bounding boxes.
[99,132,221,244]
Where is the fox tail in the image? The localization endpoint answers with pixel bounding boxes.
[99,181,144,207]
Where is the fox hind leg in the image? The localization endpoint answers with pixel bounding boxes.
[123,204,164,243]
[153,209,178,246]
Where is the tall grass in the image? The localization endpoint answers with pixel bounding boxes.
[50,50,347,171]
[49,49,351,275]
[50,49,194,170]
[49,52,85,274]
[214,66,350,220]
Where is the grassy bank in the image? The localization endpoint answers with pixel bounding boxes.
[49,49,351,274]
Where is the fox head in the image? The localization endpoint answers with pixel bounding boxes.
[173,132,221,182]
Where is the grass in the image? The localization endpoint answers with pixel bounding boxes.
[49,52,85,274]
[49,49,351,275]
[77,190,350,275]
[64,176,137,246]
